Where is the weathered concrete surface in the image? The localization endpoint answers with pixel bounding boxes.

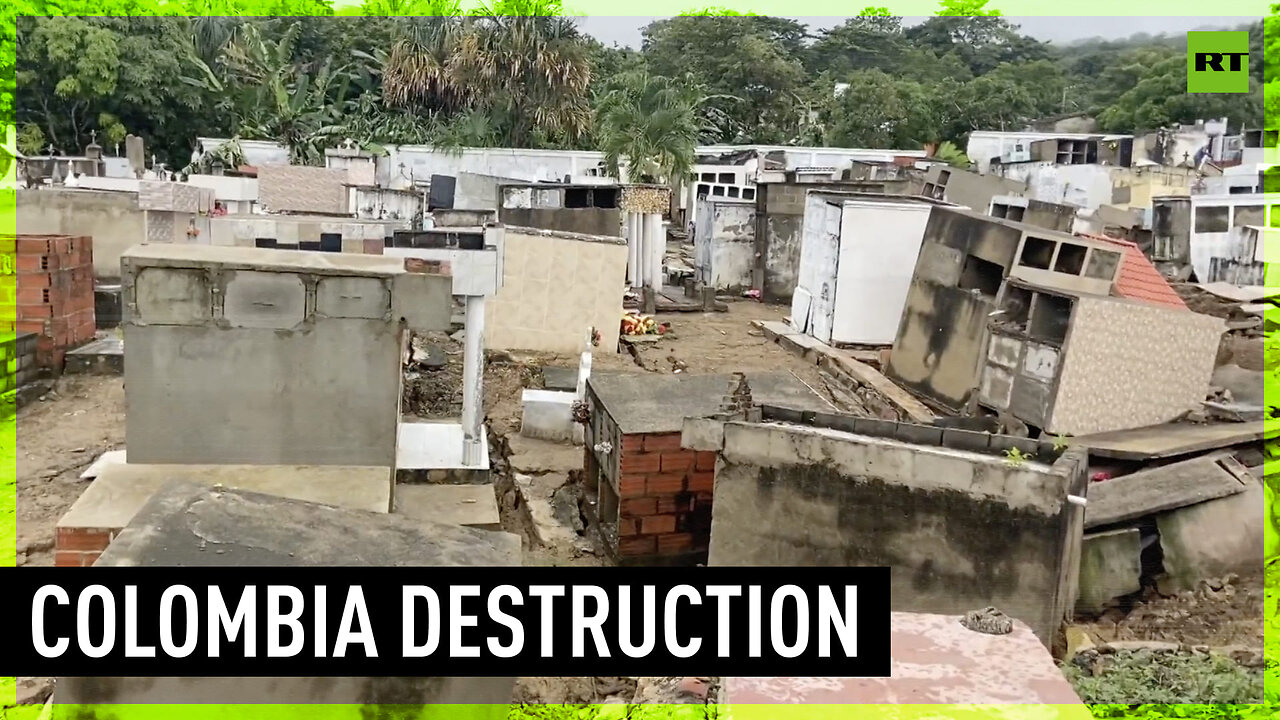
[507,434,584,475]
[887,207,1024,412]
[707,420,1085,645]
[1084,452,1248,529]
[393,482,502,531]
[724,611,1084,706]
[60,463,391,530]
[64,483,519,710]
[98,481,521,567]
[1156,477,1264,593]
[1077,528,1142,614]
[588,371,832,435]
[122,245,452,467]
[63,337,124,375]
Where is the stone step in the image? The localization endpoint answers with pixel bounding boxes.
[393,483,502,532]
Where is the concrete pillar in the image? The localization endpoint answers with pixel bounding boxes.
[461,294,485,466]
[626,212,642,287]
[646,212,663,293]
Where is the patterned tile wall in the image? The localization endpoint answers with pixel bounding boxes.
[258,165,349,215]
[485,231,628,353]
[1050,296,1224,435]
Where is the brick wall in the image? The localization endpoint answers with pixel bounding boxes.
[12,234,96,370]
[612,431,717,561]
[54,526,115,567]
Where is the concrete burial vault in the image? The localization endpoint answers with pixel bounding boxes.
[685,407,1089,646]
[57,481,522,714]
[120,244,453,469]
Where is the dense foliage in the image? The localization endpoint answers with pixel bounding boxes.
[5,0,1269,181]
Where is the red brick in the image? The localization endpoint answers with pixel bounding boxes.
[55,528,112,552]
[17,237,51,254]
[695,452,717,471]
[618,473,647,498]
[657,533,694,554]
[618,518,638,537]
[647,473,685,494]
[620,453,661,474]
[618,536,656,557]
[620,497,657,517]
[643,433,684,452]
[640,514,677,535]
[18,272,51,289]
[620,435,645,453]
[655,494,693,514]
[15,254,47,272]
[660,451,695,473]
[687,472,715,493]
[54,550,98,567]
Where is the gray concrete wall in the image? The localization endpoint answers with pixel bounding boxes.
[454,171,523,210]
[122,250,451,466]
[706,420,1085,644]
[945,171,1027,213]
[17,189,145,280]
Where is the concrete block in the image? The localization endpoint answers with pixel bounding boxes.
[316,275,390,319]
[1156,479,1264,592]
[1077,528,1142,613]
[520,389,575,443]
[894,423,943,446]
[541,365,578,391]
[394,483,502,531]
[133,267,210,324]
[222,271,307,329]
[941,427,992,453]
[852,417,899,438]
[682,417,725,452]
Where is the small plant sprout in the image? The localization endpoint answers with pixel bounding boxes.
[1004,447,1033,467]
[1050,434,1070,452]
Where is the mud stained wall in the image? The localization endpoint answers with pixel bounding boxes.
[498,207,622,238]
[887,208,1024,412]
[707,422,1081,645]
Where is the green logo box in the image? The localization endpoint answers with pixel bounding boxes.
[1187,30,1250,93]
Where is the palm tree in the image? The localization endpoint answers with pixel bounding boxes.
[594,70,712,184]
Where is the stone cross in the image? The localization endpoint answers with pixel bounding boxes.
[46,143,56,156]
[89,129,97,144]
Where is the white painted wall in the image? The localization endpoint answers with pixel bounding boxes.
[830,200,934,345]
[1189,193,1271,283]
[996,163,1113,210]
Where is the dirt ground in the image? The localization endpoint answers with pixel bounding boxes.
[14,375,125,567]
[1073,572,1265,650]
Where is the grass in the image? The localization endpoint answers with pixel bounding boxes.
[1063,650,1264,705]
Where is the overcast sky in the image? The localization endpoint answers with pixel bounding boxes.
[574,16,1257,47]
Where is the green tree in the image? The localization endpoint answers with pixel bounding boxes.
[822,70,941,149]
[641,14,807,143]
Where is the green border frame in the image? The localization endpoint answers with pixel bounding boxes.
[0,2,1275,718]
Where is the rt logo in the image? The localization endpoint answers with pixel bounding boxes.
[1187,31,1250,93]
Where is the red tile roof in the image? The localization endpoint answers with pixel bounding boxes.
[1076,232,1188,310]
